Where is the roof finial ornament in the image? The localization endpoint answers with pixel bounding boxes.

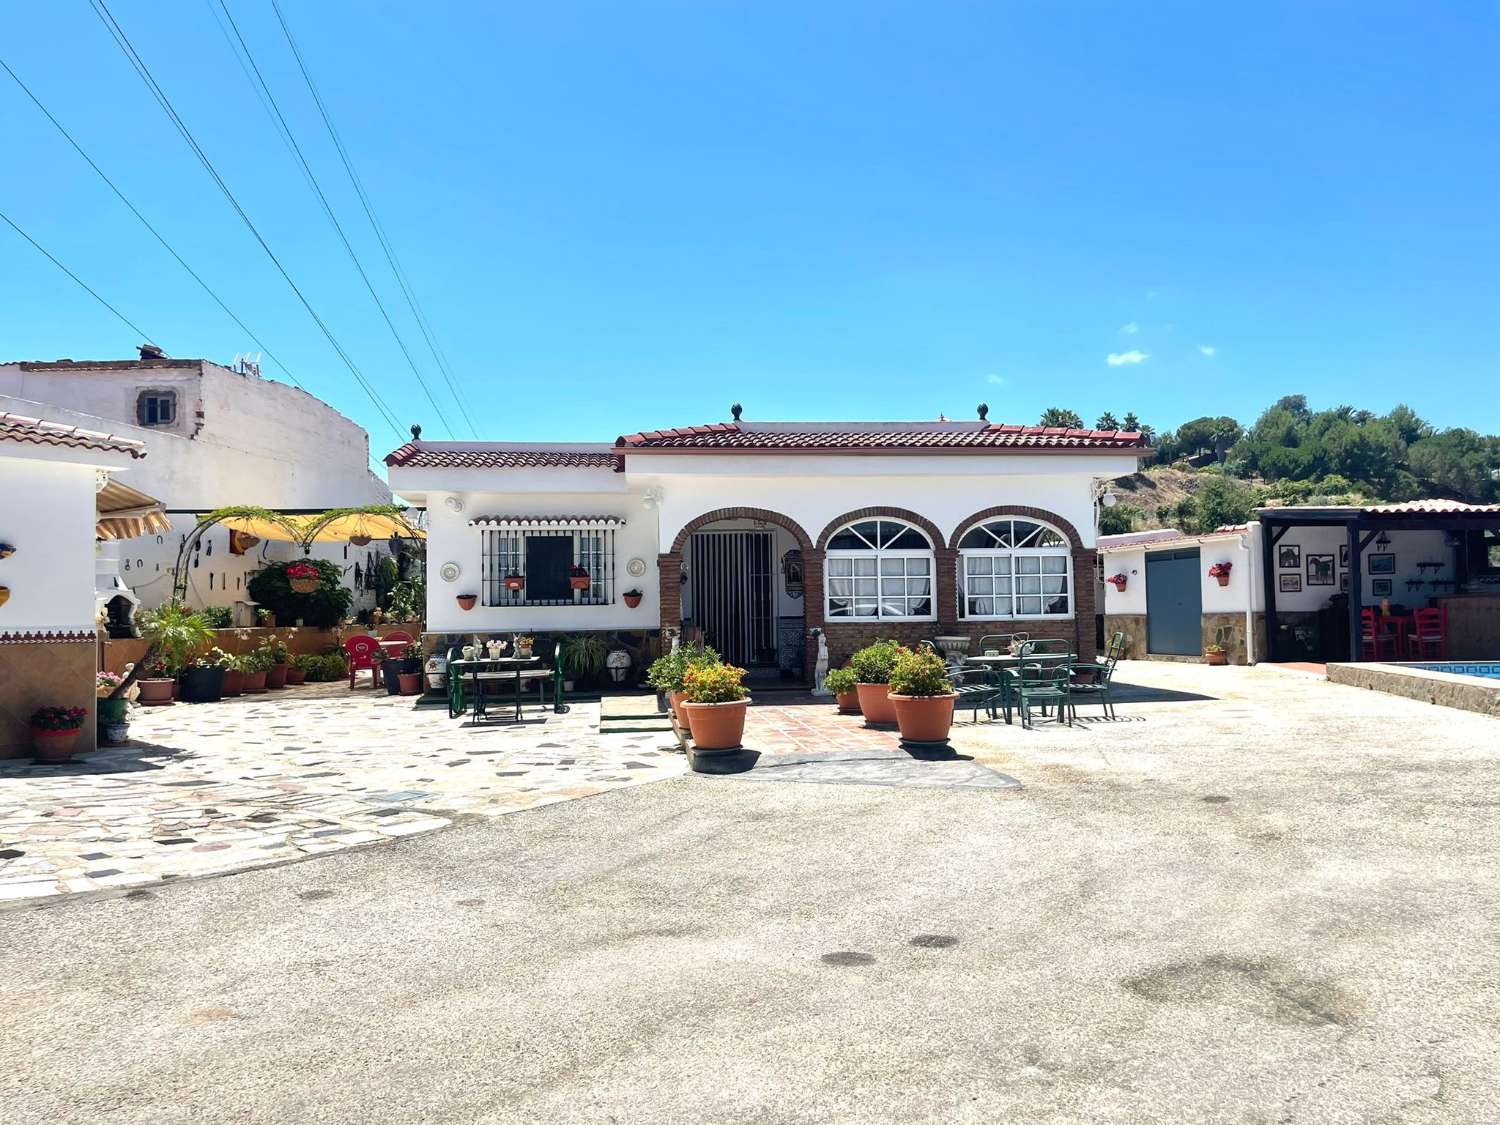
[730,402,743,422]
[977,403,989,421]
[410,423,422,441]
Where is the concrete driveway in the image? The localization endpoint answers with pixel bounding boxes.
[4,662,1498,1123]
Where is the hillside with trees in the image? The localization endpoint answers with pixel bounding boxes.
[1044,396,1500,536]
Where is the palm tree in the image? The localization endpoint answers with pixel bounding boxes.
[110,601,213,697]
[1039,407,1084,428]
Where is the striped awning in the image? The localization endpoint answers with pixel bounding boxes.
[468,515,626,530]
[96,479,171,540]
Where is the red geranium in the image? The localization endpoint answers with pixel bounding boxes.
[285,562,319,580]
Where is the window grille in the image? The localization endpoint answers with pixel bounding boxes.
[481,527,616,607]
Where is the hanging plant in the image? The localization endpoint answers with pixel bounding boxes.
[503,574,525,592]
[1207,561,1233,587]
[286,561,320,594]
[1106,573,1129,591]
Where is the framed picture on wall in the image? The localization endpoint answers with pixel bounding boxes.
[1368,553,1395,574]
[1372,578,1393,597]
[1339,545,1349,567]
[1307,554,1336,586]
[1340,573,1349,591]
[1279,573,1302,593]
[1278,544,1301,569]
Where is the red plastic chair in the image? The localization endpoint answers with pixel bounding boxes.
[1408,607,1448,659]
[1360,608,1400,661]
[344,634,382,689]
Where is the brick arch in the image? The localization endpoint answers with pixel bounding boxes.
[668,507,814,554]
[814,507,945,551]
[947,505,1085,550]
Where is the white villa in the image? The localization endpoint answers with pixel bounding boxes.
[386,408,1150,680]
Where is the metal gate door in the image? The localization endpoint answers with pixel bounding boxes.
[1146,548,1203,656]
[689,531,774,668]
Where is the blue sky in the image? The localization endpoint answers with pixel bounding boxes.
[3,2,1497,455]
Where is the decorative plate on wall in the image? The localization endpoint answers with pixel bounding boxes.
[444,496,465,513]
[439,562,461,583]
[626,557,647,578]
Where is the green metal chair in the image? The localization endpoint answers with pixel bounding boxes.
[1068,634,1123,721]
[951,662,1003,723]
[1022,638,1073,657]
[976,632,1028,656]
[1014,661,1074,729]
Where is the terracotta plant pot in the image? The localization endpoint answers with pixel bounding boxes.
[241,670,268,693]
[286,667,306,685]
[1214,575,1230,587]
[456,594,477,611]
[889,692,958,743]
[834,690,861,715]
[289,577,319,594]
[31,728,80,763]
[855,682,897,725]
[221,668,244,697]
[570,576,591,591]
[669,689,690,727]
[681,699,749,751]
[623,593,642,609]
[398,672,423,695]
[266,663,289,689]
[137,678,175,706]
[1205,651,1228,666]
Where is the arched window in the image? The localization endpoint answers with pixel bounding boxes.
[958,518,1072,619]
[825,518,934,620]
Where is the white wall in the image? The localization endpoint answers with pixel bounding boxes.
[1270,526,1453,612]
[1101,547,1149,614]
[1101,526,1263,616]
[0,454,109,633]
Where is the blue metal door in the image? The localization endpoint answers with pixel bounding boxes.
[1146,548,1203,656]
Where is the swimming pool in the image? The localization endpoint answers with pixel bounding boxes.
[1410,662,1500,680]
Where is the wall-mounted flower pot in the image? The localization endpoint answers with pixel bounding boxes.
[570,575,591,591]
[289,577,319,594]
[0,544,15,559]
[1214,575,1230,587]
[0,586,9,608]
[503,576,525,592]
[623,592,642,609]
[349,535,371,546]
[457,594,477,611]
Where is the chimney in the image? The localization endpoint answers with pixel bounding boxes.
[138,344,166,361]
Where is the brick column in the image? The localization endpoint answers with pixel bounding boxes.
[657,554,682,632]
[802,548,825,681]
[935,546,960,627]
[1072,547,1098,663]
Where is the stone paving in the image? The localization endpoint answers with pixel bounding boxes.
[0,684,681,905]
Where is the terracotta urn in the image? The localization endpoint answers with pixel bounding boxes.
[137,678,175,706]
[682,699,749,751]
[889,692,958,743]
[854,682,897,725]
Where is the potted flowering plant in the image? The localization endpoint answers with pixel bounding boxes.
[646,643,721,726]
[623,589,643,609]
[569,565,591,592]
[849,640,907,726]
[887,647,958,744]
[286,560,320,594]
[398,641,424,694]
[240,645,274,693]
[1106,573,1129,592]
[136,655,177,706]
[824,667,860,714]
[263,636,291,689]
[30,706,88,762]
[515,635,535,660]
[179,648,227,703]
[1208,561,1233,587]
[502,574,525,593]
[681,659,750,756]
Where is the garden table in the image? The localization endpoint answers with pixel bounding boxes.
[963,652,1073,724]
[448,656,546,723]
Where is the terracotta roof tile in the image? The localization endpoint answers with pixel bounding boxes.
[1362,499,1500,515]
[616,422,1147,451]
[0,411,146,459]
[384,443,618,469]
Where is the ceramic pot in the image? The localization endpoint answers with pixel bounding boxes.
[1205,651,1228,666]
[96,697,128,724]
[286,667,306,685]
[221,668,244,697]
[137,678,175,706]
[179,665,225,704]
[623,593,642,609]
[889,692,958,743]
[834,690,861,715]
[241,670,268,693]
[398,672,423,695]
[457,594,477,611]
[266,663,289,689]
[101,722,129,746]
[31,728,80,763]
[681,699,749,751]
[854,682,897,725]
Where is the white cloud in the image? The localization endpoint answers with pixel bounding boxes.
[1199,345,1216,356]
[1106,350,1149,367]
[985,373,1006,385]
[1119,322,1139,335]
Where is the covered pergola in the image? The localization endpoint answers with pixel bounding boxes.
[1259,500,1500,662]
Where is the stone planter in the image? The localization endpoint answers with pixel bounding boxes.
[137,678,175,706]
[32,728,81,762]
[241,670,268,693]
[179,666,225,704]
[681,699,749,752]
[834,690,861,715]
[221,668,244,696]
[266,663,289,689]
[855,682,897,725]
[889,692,958,743]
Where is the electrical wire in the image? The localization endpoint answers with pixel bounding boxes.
[86,0,405,440]
[270,0,479,439]
[0,207,157,344]
[211,0,457,439]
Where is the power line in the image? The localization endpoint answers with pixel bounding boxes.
[270,0,479,439]
[0,53,308,392]
[211,0,457,439]
[0,207,157,343]
[86,0,405,440]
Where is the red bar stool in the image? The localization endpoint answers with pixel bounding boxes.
[1408,607,1448,659]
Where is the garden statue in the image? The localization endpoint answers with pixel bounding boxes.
[811,628,831,696]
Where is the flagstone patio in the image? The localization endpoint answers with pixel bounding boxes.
[0,684,683,905]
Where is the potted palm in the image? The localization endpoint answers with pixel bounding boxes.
[29,706,88,762]
[681,659,750,757]
[125,601,213,706]
[849,640,906,726]
[887,647,958,744]
[825,667,860,714]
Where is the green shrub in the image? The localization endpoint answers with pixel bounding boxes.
[849,640,906,685]
[560,633,609,681]
[888,648,953,697]
[824,667,858,695]
[195,605,233,629]
[247,559,352,628]
[646,642,720,693]
[683,661,748,703]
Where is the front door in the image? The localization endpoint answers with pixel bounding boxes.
[1146,548,1203,656]
[689,531,774,668]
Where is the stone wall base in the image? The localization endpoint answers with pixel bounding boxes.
[1,639,96,759]
[1328,662,1500,717]
[1103,612,1268,666]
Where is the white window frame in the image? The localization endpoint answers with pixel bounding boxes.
[958,518,1073,620]
[824,517,936,622]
